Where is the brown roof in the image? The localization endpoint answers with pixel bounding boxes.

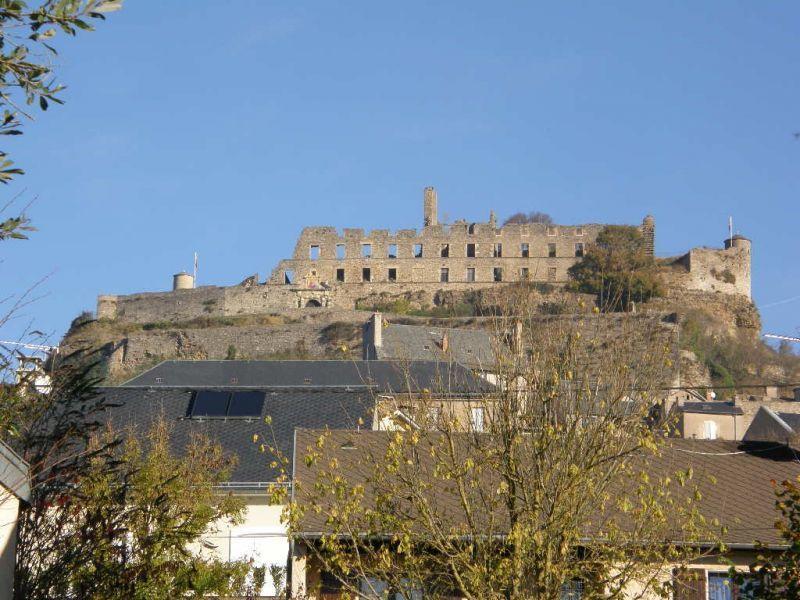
[292,429,800,548]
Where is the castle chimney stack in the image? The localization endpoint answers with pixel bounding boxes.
[423,187,438,227]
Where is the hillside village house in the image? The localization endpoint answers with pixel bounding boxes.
[0,440,30,600]
[289,429,798,600]
[104,359,492,597]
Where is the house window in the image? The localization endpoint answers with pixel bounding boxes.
[575,227,584,236]
[521,243,529,258]
[493,267,503,282]
[702,420,718,440]
[388,268,397,282]
[466,243,476,257]
[336,268,345,283]
[520,267,529,280]
[362,268,371,282]
[440,244,449,258]
[466,268,476,282]
[470,407,485,432]
[493,243,502,258]
[548,243,557,258]
[575,243,584,258]
[283,269,295,285]
[388,244,397,259]
[547,267,557,281]
[440,268,449,283]
[336,244,346,259]
[309,245,320,260]
[413,244,423,258]
[547,226,558,236]
[361,243,372,259]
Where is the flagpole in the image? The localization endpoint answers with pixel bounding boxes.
[193,252,198,288]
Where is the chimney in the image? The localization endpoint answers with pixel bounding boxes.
[765,385,779,399]
[423,187,438,227]
[372,312,383,349]
[441,332,449,354]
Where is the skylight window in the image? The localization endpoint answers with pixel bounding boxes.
[189,390,265,418]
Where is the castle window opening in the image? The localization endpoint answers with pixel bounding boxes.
[361,243,372,259]
[362,268,371,282]
[466,243,476,258]
[468,223,476,235]
[414,244,423,258]
[547,267,557,281]
[305,299,322,308]
[336,244,346,260]
[440,244,449,258]
[548,243,557,258]
[521,243,529,258]
[547,226,558,236]
[493,243,503,258]
[575,243,584,257]
[336,268,345,283]
[388,244,397,259]
[309,245,320,260]
[388,268,397,282]
[493,267,503,282]
[575,227,584,236]
[520,267,529,280]
[440,268,449,283]
[466,268,476,282]
[284,269,295,285]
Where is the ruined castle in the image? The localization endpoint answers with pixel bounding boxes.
[96,187,751,323]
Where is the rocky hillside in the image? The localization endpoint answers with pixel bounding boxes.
[61,283,798,391]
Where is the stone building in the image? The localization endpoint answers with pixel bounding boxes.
[268,187,655,289]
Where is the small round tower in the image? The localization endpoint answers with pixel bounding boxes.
[173,272,195,290]
[641,215,655,256]
[724,233,751,251]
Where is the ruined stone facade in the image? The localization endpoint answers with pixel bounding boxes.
[96,187,752,321]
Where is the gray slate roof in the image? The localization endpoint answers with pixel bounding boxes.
[122,360,493,394]
[681,401,744,416]
[376,324,496,369]
[99,386,375,487]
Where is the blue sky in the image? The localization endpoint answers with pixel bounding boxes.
[2,1,799,344]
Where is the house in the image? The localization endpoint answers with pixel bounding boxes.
[289,430,799,599]
[105,359,491,597]
[0,440,30,600]
[676,401,746,440]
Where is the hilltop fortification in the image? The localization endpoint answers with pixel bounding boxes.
[95,187,751,324]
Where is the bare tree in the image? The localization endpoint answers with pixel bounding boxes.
[278,290,719,600]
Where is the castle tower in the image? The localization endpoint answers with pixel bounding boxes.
[723,234,752,299]
[423,186,438,227]
[641,215,655,256]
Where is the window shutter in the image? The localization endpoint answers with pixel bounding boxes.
[673,568,706,600]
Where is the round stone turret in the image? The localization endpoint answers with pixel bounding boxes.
[724,234,751,251]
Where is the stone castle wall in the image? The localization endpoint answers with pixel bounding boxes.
[662,237,751,300]
[268,220,615,288]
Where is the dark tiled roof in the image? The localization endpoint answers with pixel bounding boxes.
[99,387,374,486]
[377,324,496,369]
[779,413,800,430]
[293,430,800,547]
[121,360,492,394]
[681,401,744,416]
[744,406,800,444]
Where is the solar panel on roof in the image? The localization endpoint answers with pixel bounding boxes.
[190,390,229,417]
[227,391,265,417]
